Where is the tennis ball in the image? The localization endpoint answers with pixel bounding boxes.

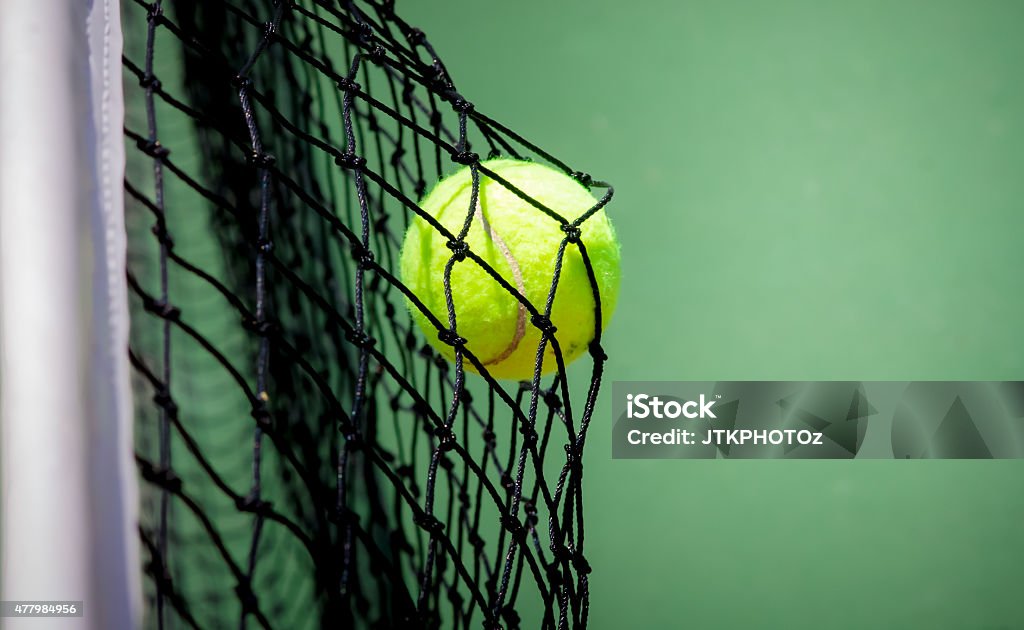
[400,158,620,380]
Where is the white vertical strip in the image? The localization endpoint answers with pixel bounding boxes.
[0,0,97,626]
[86,0,142,627]
[0,0,139,628]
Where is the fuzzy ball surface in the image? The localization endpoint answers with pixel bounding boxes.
[400,158,620,380]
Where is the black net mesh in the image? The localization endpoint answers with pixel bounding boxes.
[122,1,613,628]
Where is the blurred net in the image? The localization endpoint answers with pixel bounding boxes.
[122,0,612,628]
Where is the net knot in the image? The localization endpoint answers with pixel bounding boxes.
[500,606,521,628]
[523,499,539,526]
[530,314,556,337]
[242,317,277,337]
[139,73,161,90]
[447,590,463,609]
[389,147,406,167]
[401,82,415,104]
[414,512,444,534]
[234,581,259,615]
[231,75,252,90]
[406,27,426,46]
[345,329,375,349]
[153,388,178,417]
[235,493,270,516]
[482,428,497,446]
[250,403,272,430]
[437,328,466,348]
[542,389,562,410]
[451,97,474,113]
[368,44,387,63]
[144,557,170,585]
[403,331,419,351]
[148,298,180,321]
[150,223,174,249]
[342,430,362,451]
[572,551,593,575]
[500,514,526,544]
[262,21,278,42]
[573,170,593,187]
[145,3,164,22]
[452,150,478,165]
[468,532,486,552]
[255,238,273,254]
[519,424,539,447]
[350,20,373,43]
[560,223,582,244]
[429,63,452,92]
[336,77,361,94]
[551,544,573,564]
[435,427,457,452]
[141,464,182,494]
[335,151,366,170]
[137,139,170,159]
[348,243,374,266]
[336,413,353,434]
[588,340,608,362]
[446,238,469,261]
[247,151,276,167]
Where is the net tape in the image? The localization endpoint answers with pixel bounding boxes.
[123,1,612,627]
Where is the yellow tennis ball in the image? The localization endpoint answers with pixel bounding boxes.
[400,158,620,380]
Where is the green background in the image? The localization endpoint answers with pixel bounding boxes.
[403,1,1024,628]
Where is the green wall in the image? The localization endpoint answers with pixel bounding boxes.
[403,1,1024,627]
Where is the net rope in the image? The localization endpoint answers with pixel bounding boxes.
[122,1,613,627]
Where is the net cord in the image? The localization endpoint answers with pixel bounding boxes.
[123,1,611,626]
